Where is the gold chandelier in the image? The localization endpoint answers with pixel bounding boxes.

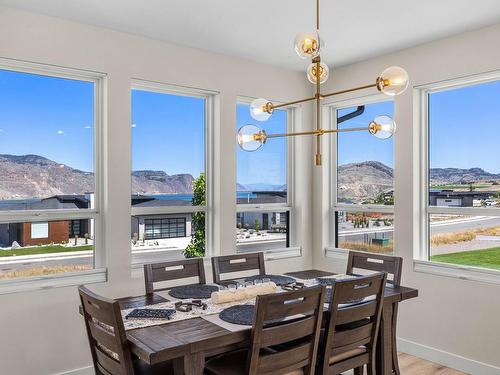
[237,0,409,166]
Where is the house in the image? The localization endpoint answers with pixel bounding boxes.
[0,195,92,247]
[130,195,193,241]
[429,189,494,207]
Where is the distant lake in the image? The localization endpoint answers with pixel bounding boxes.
[0,192,261,209]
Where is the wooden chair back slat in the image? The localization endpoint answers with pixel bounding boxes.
[247,285,325,375]
[335,300,378,325]
[258,343,311,373]
[211,252,265,284]
[144,258,206,294]
[260,316,316,347]
[79,286,135,375]
[346,251,402,285]
[320,273,386,375]
[331,323,373,349]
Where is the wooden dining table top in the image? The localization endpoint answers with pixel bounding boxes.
[110,269,418,365]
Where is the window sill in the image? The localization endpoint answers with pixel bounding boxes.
[414,260,500,285]
[324,247,350,260]
[0,268,107,295]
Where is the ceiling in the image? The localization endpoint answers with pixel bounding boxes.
[2,0,500,70]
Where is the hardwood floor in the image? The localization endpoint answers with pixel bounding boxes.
[344,353,469,374]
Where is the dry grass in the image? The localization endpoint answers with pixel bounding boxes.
[0,264,92,279]
[431,226,500,247]
[339,241,393,254]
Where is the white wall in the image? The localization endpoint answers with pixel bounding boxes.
[0,6,314,375]
[313,23,500,372]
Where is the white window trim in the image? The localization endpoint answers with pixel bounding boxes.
[235,97,297,253]
[415,70,500,283]
[0,59,105,294]
[130,79,217,264]
[325,93,395,251]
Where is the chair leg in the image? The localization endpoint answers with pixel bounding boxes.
[354,366,364,375]
[392,305,401,375]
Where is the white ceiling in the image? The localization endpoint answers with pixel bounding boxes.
[2,0,500,70]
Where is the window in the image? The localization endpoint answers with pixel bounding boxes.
[331,97,394,254]
[31,222,49,239]
[422,77,500,271]
[0,62,103,282]
[131,81,211,262]
[236,102,292,253]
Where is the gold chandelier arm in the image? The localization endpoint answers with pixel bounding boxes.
[265,82,378,113]
[265,126,369,139]
[317,0,320,30]
[321,83,378,99]
[269,96,317,111]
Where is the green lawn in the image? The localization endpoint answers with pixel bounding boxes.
[0,245,93,257]
[431,247,500,270]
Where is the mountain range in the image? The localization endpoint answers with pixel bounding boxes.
[0,154,499,201]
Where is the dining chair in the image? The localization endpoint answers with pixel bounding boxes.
[346,251,403,373]
[346,251,402,285]
[318,273,386,375]
[143,257,206,294]
[211,252,266,285]
[78,286,173,375]
[204,285,325,375]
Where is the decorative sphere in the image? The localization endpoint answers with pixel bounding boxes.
[294,30,323,59]
[377,66,409,96]
[307,62,329,84]
[369,115,397,139]
[237,124,266,151]
[250,98,272,122]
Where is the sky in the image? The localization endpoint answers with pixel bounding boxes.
[131,89,205,177]
[429,80,500,174]
[236,103,287,187]
[2,68,499,180]
[337,100,394,168]
[0,69,94,171]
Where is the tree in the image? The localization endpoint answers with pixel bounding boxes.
[254,219,260,232]
[184,173,206,258]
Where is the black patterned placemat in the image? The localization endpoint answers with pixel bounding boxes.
[219,305,255,325]
[285,270,335,279]
[244,274,296,286]
[168,284,219,299]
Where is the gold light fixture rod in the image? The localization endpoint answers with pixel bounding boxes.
[265,82,378,113]
[265,126,370,139]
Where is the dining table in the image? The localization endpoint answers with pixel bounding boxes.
[83,269,418,375]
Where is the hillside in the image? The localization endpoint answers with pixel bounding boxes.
[338,161,393,203]
[1,154,499,202]
[0,154,194,199]
[429,167,500,185]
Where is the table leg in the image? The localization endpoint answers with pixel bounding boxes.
[376,301,394,375]
[173,352,205,375]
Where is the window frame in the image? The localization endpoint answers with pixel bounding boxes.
[235,97,296,253]
[327,93,395,252]
[130,79,216,263]
[416,70,500,282]
[0,58,106,293]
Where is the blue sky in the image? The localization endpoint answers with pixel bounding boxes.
[3,68,499,179]
[236,103,287,187]
[132,89,205,177]
[429,80,500,173]
[337,100,394,167]
[0,69,94,171]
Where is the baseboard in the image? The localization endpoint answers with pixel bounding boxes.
[398,338,500,375]
[55,366,94,375]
